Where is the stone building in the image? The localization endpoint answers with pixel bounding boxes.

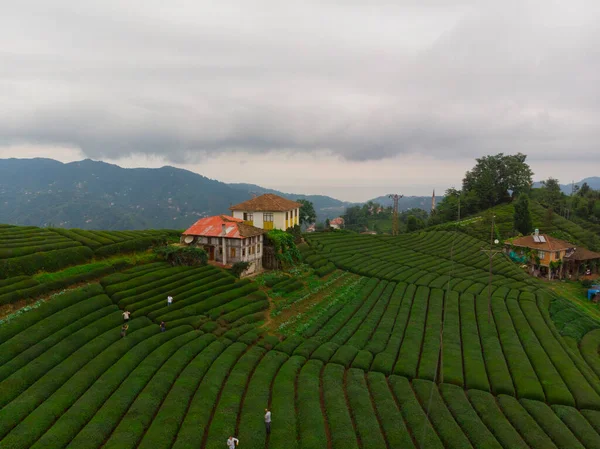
[181,215,265,275]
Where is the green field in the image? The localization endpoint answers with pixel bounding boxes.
[2,224,600,448]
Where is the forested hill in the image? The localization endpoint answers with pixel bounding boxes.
[0,158,348,230]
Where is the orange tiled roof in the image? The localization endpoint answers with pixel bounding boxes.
[508,234,573,251]
[330,217,345,226]
[183,215,265,239]
[229,193,301,212]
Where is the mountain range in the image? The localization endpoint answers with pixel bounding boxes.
[0,158,434,230]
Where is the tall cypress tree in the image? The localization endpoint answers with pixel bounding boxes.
[514,193,533,235]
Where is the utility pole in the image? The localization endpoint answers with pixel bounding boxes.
[480,214,502,323]
[388,193,404,236]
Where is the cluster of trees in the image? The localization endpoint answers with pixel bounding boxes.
[431,153,534,226]
[531,180,600,223]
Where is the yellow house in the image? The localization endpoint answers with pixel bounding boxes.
[229,193,301,231]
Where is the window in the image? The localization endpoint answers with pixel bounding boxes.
[230,247,236,258]
[242,248,246,256]
[243,212,253,221]
[555,251,560,259]
[538,251,545,260]
[257,243,261,253]
[285,211,288,220]
[263,213,273,222]
[219,247,223,255]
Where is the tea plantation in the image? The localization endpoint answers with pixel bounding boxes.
[2,224,600,448]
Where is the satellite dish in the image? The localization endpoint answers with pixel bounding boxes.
[184,236,194,244]
[494,239,499,244]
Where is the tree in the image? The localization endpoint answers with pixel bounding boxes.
[462,153,533,210]
[513,193,533,235]
[406,215,424,232]
[539,177,563,209]
[297,199,316,225]
[325,218,331,229]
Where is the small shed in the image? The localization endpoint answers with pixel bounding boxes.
[564,247,600,279]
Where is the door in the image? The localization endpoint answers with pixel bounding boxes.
[208,246,215,261]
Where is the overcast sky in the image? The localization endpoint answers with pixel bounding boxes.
[2,0,599,201]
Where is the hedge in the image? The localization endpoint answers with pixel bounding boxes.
[171,342,247,449]
[135,337,225,449]
[439,383,503,449]
[371,284,416,375]
[99,262,168,286]
[270,355,306,449]
[496,394,558,449]
[293,337,324,359]
[203,346,267,449]
[0,303,115,382]
[329,345,359,368]
[518,399,584,449]
[0,317,154,441]
[0,240,81,259]
[366,372,415,448]
[316,262,336,277]
[311,342,340,364]
[350,350,372,371]
[94,236,164,257]
[237,351,288,448]
[314,278,380,341]
[118,266,218,308]
[49,228,102,248]
[412,379,472,449]
[65,328,197,449]
[222,323,257,340]
[0,283,104,343]
[364,282,406,354]
[0,309,126,410]
[0,264,121,306]
[552,404,600,449]
[108,266,195,301]
[491,296,544,401]
[388,375,444,449]
[0,246,94,278]
[394,286,430,379]
[237,328,264,345]
[343,281,394,349]
[297,360,328,449]
[474,295,515,395]
[0,277,38,295]
[580,329,600,378]
[345,368,387,449]
[520,299,600,408]
[457,293,490,392]
[229,311,265,329]
[274,335,304,355]
[2,323,161,447]
[146,279,244,320]
[416,288,444,382]
[102,333,216,449]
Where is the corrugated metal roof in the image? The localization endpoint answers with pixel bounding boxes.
[183,215,265,239]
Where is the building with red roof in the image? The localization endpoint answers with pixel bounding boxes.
[329,217,345,229]
[229,193,301,231]
[182,215,265,275]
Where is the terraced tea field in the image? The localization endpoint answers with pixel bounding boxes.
[2,225,600,448]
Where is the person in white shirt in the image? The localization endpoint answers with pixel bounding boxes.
[227,436,239,448]
[167,296,173,306]
[264,408,271,434]
[122,310,131,322]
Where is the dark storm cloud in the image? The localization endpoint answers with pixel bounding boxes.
[1,0,600,163]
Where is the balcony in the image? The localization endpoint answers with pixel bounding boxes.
[243,220,254,226]
[264,221,274,230]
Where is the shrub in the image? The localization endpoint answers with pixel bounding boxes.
[520,399,584,449]
[439,383,503,449]
[0,283,104,343]
[0,246,94,278]
[366,372,415,448]
[293,337,324,359]
[94,237,164,258]
[345,368,386,448]
[467,389,529,449]
[323,364,360,449]
[154,245,208,266]
[135,338,225,449]
[351,350,373,371]
[311,342,340,363]
[274,335,304,355]
[329,345,359,368]
[552,405,600,449]
[230,261,250,278]
[170,342,248,449]
[365,282,406,354]
[316,262,336,277]
[64,328,197,449]
[297,360,328,449]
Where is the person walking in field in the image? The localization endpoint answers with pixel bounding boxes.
[160,321,166,332]
[167,295,173,306]
[264,408,271,434]
[120,323,129,337]
[122,310,131,322]
[227,436,239,448]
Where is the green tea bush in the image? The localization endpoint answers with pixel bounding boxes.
[0,246,94,278]
[297,360,328,449]
[322,363,360,449]
[274,335,304,355]
[365,283,406,354]
[520,399,584,449]
[552,404,600,449]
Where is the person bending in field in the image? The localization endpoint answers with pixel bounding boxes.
[160,321,166,332]
[120,324,129,337]
[264,408,271,434]
[122,310,131,322]
[167,295,173,306]
[227,436,239,448]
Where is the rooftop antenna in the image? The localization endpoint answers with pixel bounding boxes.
[388,193,404,236]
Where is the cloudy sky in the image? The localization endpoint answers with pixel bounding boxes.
[2,0,599,201]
